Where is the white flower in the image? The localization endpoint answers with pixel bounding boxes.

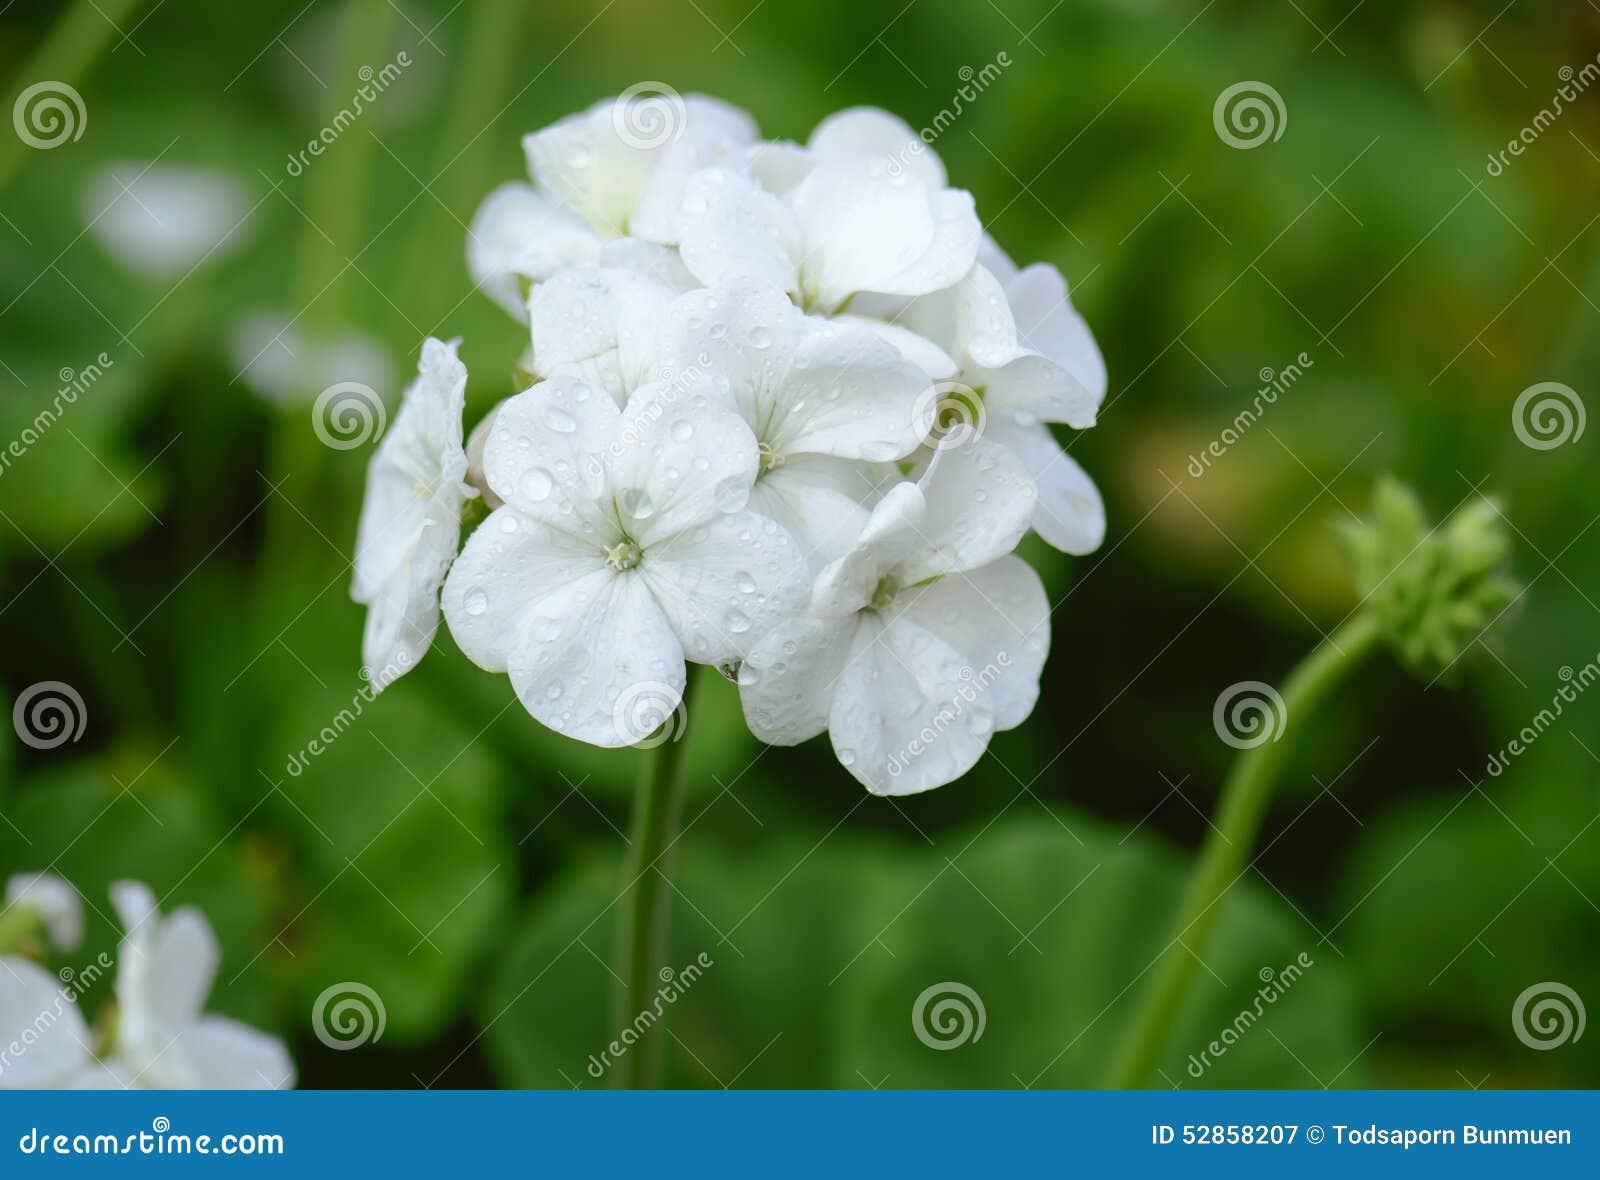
[738,440,1049,795]
[442,376,807,745]
[859,240,1108,554]
[230,310,395,408]
[352,338,474,686]
[5,874,82,951]
[107,882,294,1089]
[0,956,106,1089]
[468,94,755,318]
[679,107,980,314]
[83,161,252,278]
[526,265,680,405]
[658,277,931,564]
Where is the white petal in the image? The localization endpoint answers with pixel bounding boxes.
[978,350,1100,430]
[65,1059,140,1089]
[506,569,686,748]
[120,905,218,1049]
[896,438,1036,582]
[829,613,993,795]
[989,419,1105,554]
[0,956,93,1088]
[481,376,620,529]
[738,613,858,745]
[527,267,673,403]
[808,106,946,188]
[629,95,760,243]
[350,339,471,684]
[442,508,608,673]
[896,555,1049,731]
[148,1016,295,1090]
[744,140,814,195]
[791,159,974,310]
[678,168,802,296]
[810,481,927,617]
[596,237,700,289]
[608,382,760,545]
[834,315,958,382]
[657,279,806,423]
[1005,262,1108,406]
[775,317,929,461]
[6,873,82,951]
[751,460,877,570]
[466,182,600,321]
[641,510,808,663]
[977,233,1019,284]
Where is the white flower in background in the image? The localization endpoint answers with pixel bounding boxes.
[352,338,474,686]
[5,873,82,951]
[739,441,1049,795]
[858,238,1107,554]
[230,310,396,408]
[0,956,107,1089]
[442,376,806,745]
[679,107,980,314]
[107,881,294,1089]
[658,277,931,564]
[83,161,252,278]
[468,93,754,318]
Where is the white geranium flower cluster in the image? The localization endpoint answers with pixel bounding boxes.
[0,875,294,1089]
[353,92,1107,795]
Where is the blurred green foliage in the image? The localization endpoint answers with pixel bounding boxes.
[1,0,1598,1088]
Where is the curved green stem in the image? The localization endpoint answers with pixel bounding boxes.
[610,668,702,1089]
[1102,611,1382,1089]
[0,0,149,195]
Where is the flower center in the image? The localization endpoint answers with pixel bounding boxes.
[605,539,642,572]
[868,574,899,611]
[758,440,785,475]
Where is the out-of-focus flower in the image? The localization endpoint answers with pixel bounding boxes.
[5,873,82,951]
[230,310,395,408]
[83,161,252,278]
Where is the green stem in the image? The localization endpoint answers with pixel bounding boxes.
[610,668,702,1089]
[1102,612,1382,1089]
[0,0,149,194]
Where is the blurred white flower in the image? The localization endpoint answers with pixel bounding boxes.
[442,375,806,746]
[679,108,980,314]
[107,881,294,1089]
[0,956,106,1089]
[83,161,252,278]
[738,441,1048,795]
[659,277,931,565]
[352,338,474,686]
[5,873,82,951]
[230,310,395,408]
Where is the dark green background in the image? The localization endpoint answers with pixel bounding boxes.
[1,0,1597,1088]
